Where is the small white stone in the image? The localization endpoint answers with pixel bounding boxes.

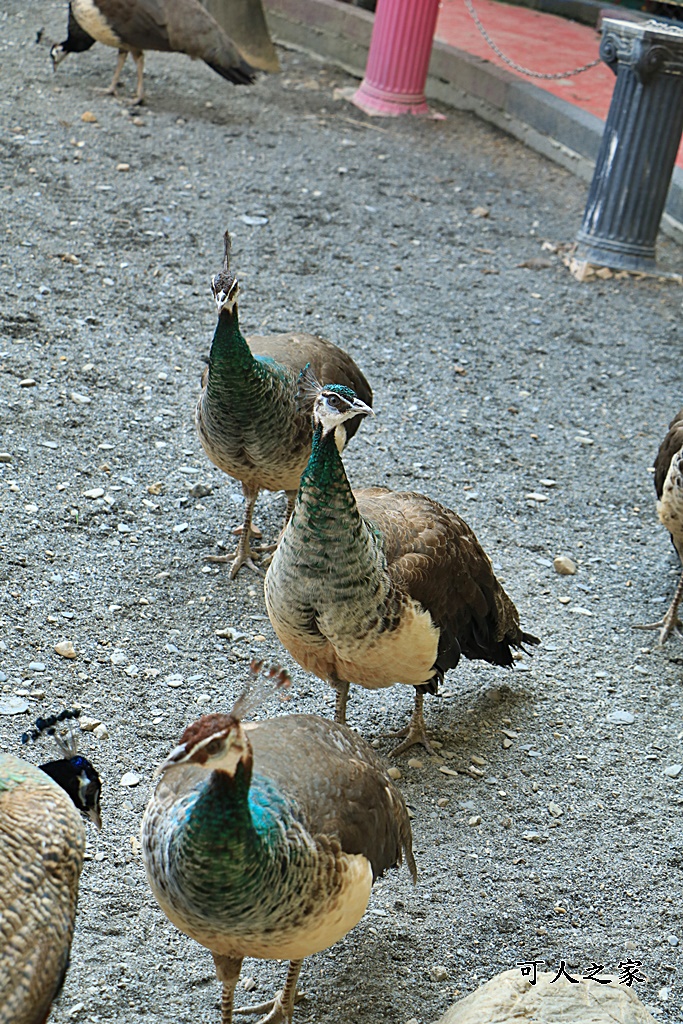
[79,716,102,732]
[110,650,128,666]
[387,767,402,781]
[430,965,449,982]
[119,771,141,787]
[71,392,92,405]
[548,801,563,818]
[55,640,77,659]
[83,487,105,499]
[553,555,577,575]
[93,723,109,740]
[468,815,481,827]
[166,674,184,688]
[407,757,423,769]
[664,764,682,778]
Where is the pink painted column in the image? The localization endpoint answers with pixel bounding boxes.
[351,0,443,118]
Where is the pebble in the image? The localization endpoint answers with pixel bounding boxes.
[24,504,38,514]
[71,392,92,404]
[110,650,128,666]
[471,755,486,766]
[93,723,108,740]
[667,935,679,946]
[166,674,184,688]
[664,764,682,778]
[173,522,189,533]
[439,766,459,777]
[407,758,423,769]
[83,487,105,499]
[28,662,46,672]
[437,797,449,807]
[525,492,548,502]
[67,1003,85,1018]
[116,162,130,172]
[387,767,402,781]
[216,627,249,642]
[502,738,513,749]
[119,771,141,787]
[429,965,449,982]
[242,977,257,992]
[540,478,557,487]
[607,710,635,725]
[19,378,37,387]
[0,697,30,715]
[81,110,98,122]
[0,453,12,462]
[547,801,563,818]
[501,728,518,739]
[79,716,102,731]
[189,482,212,499]
[553,555,577,575]
[468,815,481,826]
[558,596,571,605]
[522,831,545,843]
[55,640,77,659]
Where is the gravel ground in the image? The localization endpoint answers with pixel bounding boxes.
[2,2,683,1022]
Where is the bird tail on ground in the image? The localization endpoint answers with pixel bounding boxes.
[205,56,256,85]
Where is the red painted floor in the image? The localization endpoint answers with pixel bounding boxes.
[435,0,683,168]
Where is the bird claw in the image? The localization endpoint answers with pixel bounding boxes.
[633,616,683,645]
[234,989,305,1023]
[233,523,263,539]
[228,555,265,580]
[384,723,436,757]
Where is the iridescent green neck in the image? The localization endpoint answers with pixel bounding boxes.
[296,424,362,534]
[207,304,256,386]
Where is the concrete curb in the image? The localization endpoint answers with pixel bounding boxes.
[263,0,683,245]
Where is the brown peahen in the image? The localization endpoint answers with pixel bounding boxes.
[0,711,102,1024]
[50,0,256,105]
[195,232,372,577]
[141,661,415,1024]
[636,409,683,643]
[264,380,539,755]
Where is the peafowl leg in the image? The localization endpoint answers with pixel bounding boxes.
[131,50,145,105]
[257,491,297,569]
[234,959,304,1023]
[205,484,264,578]
[634,565,683,644]
[99,49,128,95]
[331,677,350,724]
[212,954,243,1024]
[388,690,435,757]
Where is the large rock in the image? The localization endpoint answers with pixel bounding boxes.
[436,969,660,1024]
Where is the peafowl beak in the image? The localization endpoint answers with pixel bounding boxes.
[155,743,189,777]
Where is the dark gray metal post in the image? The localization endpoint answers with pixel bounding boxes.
[576,18,683,272]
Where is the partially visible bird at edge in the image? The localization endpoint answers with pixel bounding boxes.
[49,0,256,105]
[196,230,372,578]
[141,659,415,1024]
[0,710,102,1024]
[264,377,539,755]
[635,409,683,643]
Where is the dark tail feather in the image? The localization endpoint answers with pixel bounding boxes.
[205,57,257,86]
[520,630,540,649]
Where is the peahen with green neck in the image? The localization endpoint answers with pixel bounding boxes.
[1,710,102,1024]
[141,661,415,1024]
[264,380,539,755]
[196,232,372,578]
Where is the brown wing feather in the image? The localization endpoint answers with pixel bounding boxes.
[249,716,416,883]
[355,488,538,671]
[654,409,683,499]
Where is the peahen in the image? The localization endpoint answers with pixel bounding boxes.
[141,660,415,1024]
[196,231,372,577]
[50,0,256,105]
[264,380,539,755]
[0,711,102,1024]
[635,409,683,643]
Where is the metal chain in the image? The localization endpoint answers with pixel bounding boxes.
[463,0,603,79]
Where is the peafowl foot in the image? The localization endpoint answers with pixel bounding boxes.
[386,722,436,758]
[633,614,683,645]
[233,988,304,1023]
[384,690,435,757]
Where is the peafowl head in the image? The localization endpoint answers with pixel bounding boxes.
[211,229,240,314]
[22,709,103,829]
[312,384,374,439]
[156,662,291,780]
